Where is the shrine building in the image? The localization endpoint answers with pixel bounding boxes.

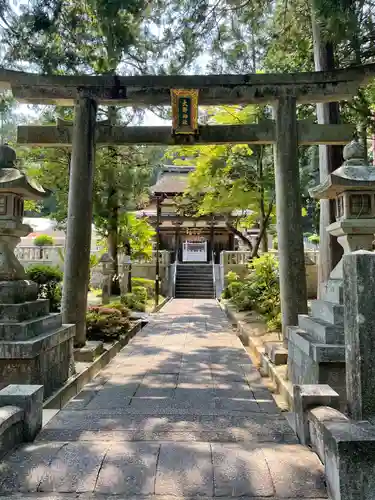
[137,165,241,264]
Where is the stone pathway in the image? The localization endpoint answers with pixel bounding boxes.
[0,299,327,499]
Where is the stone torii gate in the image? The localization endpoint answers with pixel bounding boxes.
[0,65,373,346]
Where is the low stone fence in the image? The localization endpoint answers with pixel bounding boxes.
[294,384,375,500]
[0,385,43,459]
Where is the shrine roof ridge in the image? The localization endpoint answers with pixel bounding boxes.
[2,64,375,105]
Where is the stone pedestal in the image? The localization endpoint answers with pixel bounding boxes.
[0,284,75,398]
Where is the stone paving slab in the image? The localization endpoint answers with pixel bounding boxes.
[212,444,274,497]
[0,299,327,498]
[95,443,160,495]
[155,442,213,497]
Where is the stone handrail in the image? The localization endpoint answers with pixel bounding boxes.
[0,385,43,458]
[15,245,63,262]
[220,251,253,266]
[120,250,171,266]
[293,384,375,500]
[220,249,319,266]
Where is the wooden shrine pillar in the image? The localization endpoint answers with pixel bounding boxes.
[210,220,215,262]
[172,221,181,263]
[274,96,308,338]
[62,96,97,347]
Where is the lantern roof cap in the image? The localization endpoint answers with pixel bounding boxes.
[309,140,375,199]
[99,252,114,263]
[0,144,49,200]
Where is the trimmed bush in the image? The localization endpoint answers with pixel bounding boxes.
[26,264,63,312]
[223,254,281,332]
[121,292,146,312]
[132,285,148,303]
[86,302,130,341]
[33,234,54,247]
[131,277,155,298]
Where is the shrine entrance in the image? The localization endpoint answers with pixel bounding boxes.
[182,240,208,262]
[1,64,373,343]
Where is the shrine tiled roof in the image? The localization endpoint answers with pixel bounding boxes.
[151,166,195,195]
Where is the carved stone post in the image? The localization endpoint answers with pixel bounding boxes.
[100,253,115,305]
[274,96,308,337]
[62,96,97,347]
[344,250,375,421]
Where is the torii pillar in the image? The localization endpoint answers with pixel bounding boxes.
[274,96,308,338]
[61,96,97,347]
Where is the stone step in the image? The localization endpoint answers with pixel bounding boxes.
[286,325,346,363]
[175,287,214,293]
[176,277,212,280]
[265,342,288,365]
[176,283,213,288]
[0,313,63,341]
[310,300,344,327]
[0,299,50,323]
[175,292,215,298]
[297,314,344,344]
[176,275,212,278]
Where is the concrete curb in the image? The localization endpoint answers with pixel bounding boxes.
[43,320,146,410]
[152,296,172,313]
[219,299,294,409]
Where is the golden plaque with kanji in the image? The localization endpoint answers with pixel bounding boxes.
[171,89,199,135]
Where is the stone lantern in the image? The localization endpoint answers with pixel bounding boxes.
[0,144,49,292]
[286,140,375,410]
[0,144,75,397]
[309,140,375,280]
[99,252,115,304]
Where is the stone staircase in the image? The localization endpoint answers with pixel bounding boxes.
[174,263,215,298]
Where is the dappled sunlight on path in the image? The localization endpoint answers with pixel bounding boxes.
[0,299,327,498]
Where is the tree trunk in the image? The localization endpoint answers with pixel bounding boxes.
[310,0,343,294]
[257,146,268,253]
[225,222,254,252]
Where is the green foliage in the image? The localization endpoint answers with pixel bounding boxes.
[131,277,155,298]
[166,105,275,255]
[86,301,130,341]
[132,285,148,304]
[224,254,281,331]
[33,234,54,247]
[118,213,155,260]
[121,292,146,312]
[308,234,320,245]
[26,264,63,312]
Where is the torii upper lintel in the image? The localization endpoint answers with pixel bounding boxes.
[1,63,375,106]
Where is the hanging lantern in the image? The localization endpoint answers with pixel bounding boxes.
[171,89,199,135]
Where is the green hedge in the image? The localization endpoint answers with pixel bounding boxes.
[26,264,63,312]
[131,277,155,298]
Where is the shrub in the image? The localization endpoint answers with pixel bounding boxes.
[26,264,63,312]
[131,277,155,298]
[86,302,130,341]
[121,292,146,312]
[33,234,54,247]
[228,253,281,331]
[222,271,240,298]
[132,285,148,304]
